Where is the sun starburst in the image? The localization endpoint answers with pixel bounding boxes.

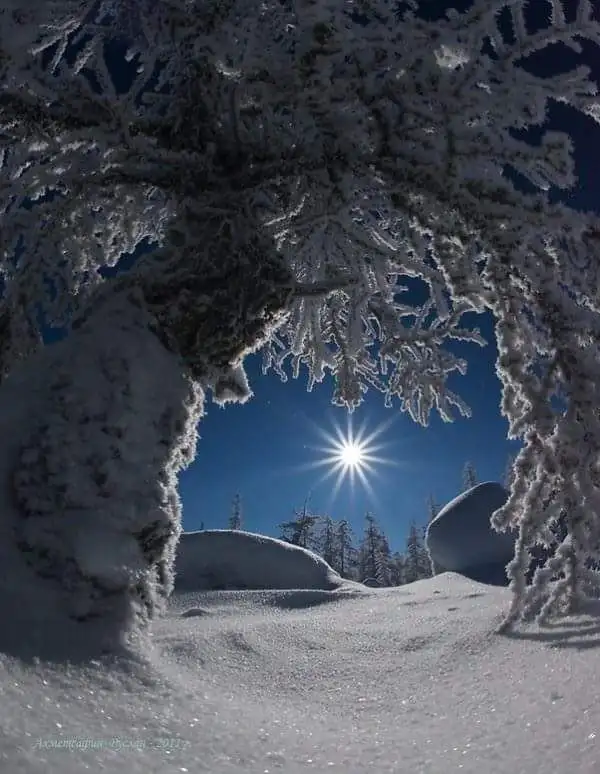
[305,414,400,501]
[337,441,365,469]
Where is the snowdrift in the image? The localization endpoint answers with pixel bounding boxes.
[174,529,346,591]
[3,574,600,774]
[426,482,517,585]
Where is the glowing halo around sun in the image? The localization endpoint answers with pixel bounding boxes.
[337,441,365,469]
[306,414,400,500]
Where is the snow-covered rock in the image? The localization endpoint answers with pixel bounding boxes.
[426,482,517,585]
[175,529,346,591]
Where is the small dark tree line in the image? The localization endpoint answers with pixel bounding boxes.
[276,504,432,587]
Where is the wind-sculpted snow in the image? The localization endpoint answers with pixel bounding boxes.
[175,529,347,591]
[3,574,600,773]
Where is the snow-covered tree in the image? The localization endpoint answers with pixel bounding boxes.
[315,515,336,568]
[229,493,243,530]
[404,521,432,584]
[358,513,392,586]
[462,461,478,491]
[502,452,518,491]
[427,495,440,523]
[375,532,393,587]
[279,499,318,549]
[389,551,406,586]
[0,0,599,633]
[334,519,357,579]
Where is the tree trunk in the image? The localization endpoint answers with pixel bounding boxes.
[1,286,204,652]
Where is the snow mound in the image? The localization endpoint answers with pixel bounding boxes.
[426,482,517,585]
[174,529,346,591]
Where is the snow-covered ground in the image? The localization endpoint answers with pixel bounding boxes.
[3,572,600,774]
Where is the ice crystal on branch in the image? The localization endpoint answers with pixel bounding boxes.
[0,0,599,627]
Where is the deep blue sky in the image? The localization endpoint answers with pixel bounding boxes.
[179,317,520,548]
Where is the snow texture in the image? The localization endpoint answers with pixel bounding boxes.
[426,482,517,584]
[3,573,600,774]
[0,287,203,646]
[175,529,347,591]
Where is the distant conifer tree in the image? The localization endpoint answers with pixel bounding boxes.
[228,493,243,530]
[462,462,478,492]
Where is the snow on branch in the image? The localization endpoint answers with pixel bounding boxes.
[0,0,597,416]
